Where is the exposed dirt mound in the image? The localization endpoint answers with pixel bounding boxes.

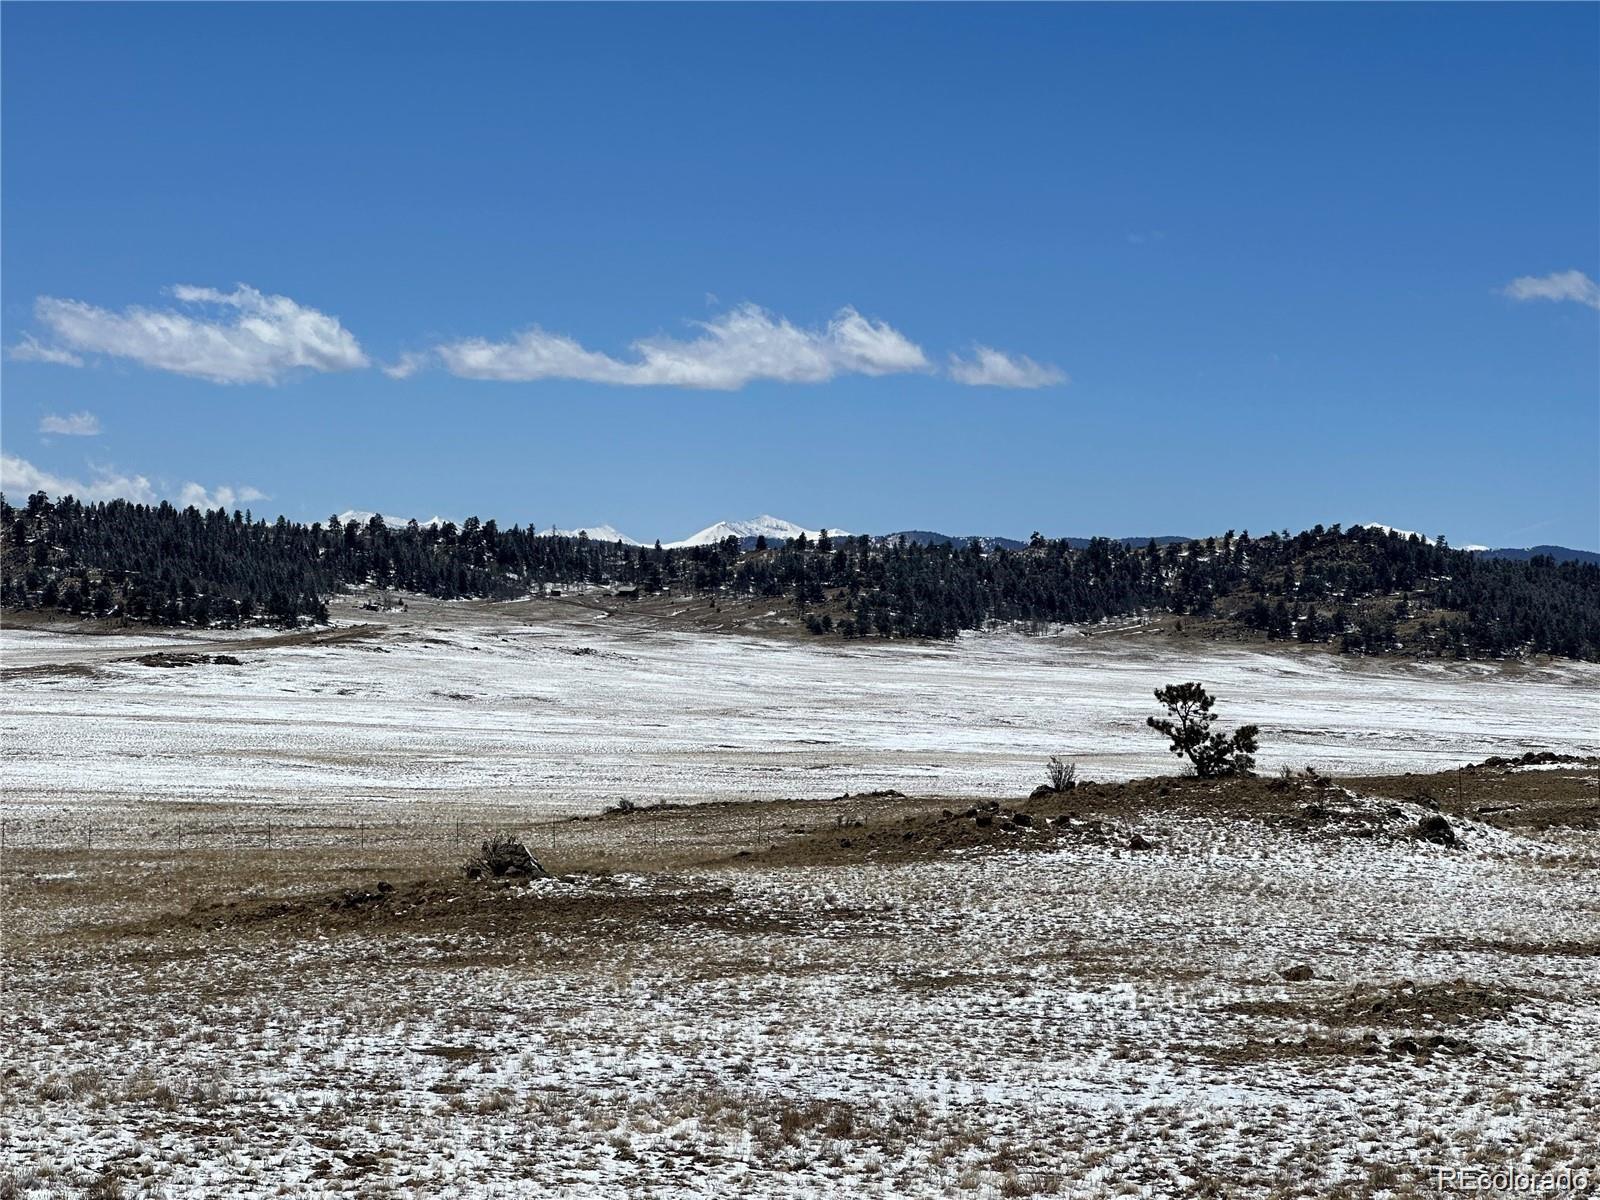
[736,774,1432,867]
[1356,764,1600,830]
[1205,1030,1478,1066]
[1228,978,1526,1029]
[100,875,873,947]
[1206,979,1530,1066]
[1423,936,1600,959]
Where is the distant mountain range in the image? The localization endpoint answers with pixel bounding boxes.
[1353,523,1597,565]
[535,524,644,546]
[1475,545,1600,566]
[335,509,447,530]
[876,530,1192,551]
[334,509,1597,564]
[530,515,849,549]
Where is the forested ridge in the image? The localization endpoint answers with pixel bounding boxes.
[3,490,1597,661]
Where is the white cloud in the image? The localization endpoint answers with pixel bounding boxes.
[1502,269,1600,311]
[435,303,931,389]
[17,284,370,384]
[39,411,103,436]
[1,453,157,505]
[11,288,1065,392]
[947,346,1068,389]
[8,334,85,367]
[1,453,265,511]
[381,351,432,380]
[177,482,268,510]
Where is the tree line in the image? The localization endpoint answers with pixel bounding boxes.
[3,492,1596,661]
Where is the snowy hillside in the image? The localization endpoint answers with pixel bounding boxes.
[1356,522,1488,551]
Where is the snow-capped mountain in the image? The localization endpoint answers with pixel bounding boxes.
[336,509,447,529]
[534,524,643,546]
[663,515,850,549]
[1356,523,1487,551]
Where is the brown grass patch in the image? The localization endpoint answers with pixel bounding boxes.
[1225,978,1527,1031]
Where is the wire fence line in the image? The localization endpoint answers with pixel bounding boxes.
[0,808,792,857]
[0,814,565,854]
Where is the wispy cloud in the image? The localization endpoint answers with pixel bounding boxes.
[435,303,931,389]
[947,346,1068,389]
[0,453,265,511]
[13,284,370,384]
[9,334,85,367]
[1502,269,1600,311]
[381,351,431,380]
[39,411,103,437]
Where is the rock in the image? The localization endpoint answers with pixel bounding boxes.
[1416,814,1458,847]
[213,654,243,666]
[135,652,193,668]
[975,814,993,828]
[1010,812,1035,827]
[1127,833,1153,851]
[1029,785,1057,801]
[1280,963,1315,982]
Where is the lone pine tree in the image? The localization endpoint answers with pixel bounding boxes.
[1147,682,1260,778]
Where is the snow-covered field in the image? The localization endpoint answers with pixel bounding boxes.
[4,597,1599,1197]
[2,594,1597,845]
[5,784,1599,1197]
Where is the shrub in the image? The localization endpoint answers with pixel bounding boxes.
[464,834,547,880]
[1045,756,1077,792]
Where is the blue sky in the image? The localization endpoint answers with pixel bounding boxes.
[3,3,1597,546]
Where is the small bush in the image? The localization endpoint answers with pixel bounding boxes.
[34,1076,72,1102]
[0,1169,42,1200]
[1045,757,1077,792]
[464,834,546,880]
